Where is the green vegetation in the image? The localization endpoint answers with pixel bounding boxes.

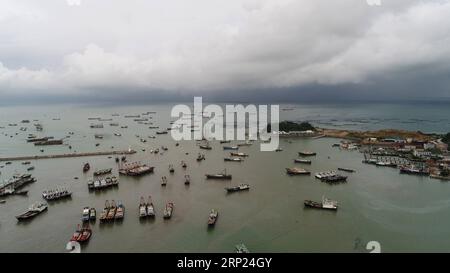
[267,121,315,132]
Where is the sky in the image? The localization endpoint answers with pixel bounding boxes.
[1,0,450,103]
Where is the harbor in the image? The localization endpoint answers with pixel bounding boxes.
[0,103,449,253]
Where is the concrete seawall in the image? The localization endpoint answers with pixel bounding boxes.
[0,150,137,162]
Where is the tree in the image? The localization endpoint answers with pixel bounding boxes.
[267,121,315,132]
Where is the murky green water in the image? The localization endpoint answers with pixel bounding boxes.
[0,103,449,252]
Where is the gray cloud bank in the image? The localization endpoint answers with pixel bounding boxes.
[1,0,450,103]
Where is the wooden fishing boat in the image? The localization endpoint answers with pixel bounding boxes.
[106,200,117,221]
[206,169,232,180]
[226,184,250,193]
[163,202,174,219]
[71,224,92,243]
[99,201,109,222]
[207,209,218,226]
[115,201,124,220]
[304,196,338,210]
[286,167,311,175]
[146,196,155,217]
[83,163,90,172]
[93,168,112,176]
[294,159,312,164]
[184,175,190,185]
[298,151,316,157]
[338,167,355,173]
[139,197,147,218]
[42,188,72,201]
[16,202,48,221]
[181,161,187,168]
[224,157,243,162]
[70,224,82,242]
[169,164,175,173]
[199,144,212,150]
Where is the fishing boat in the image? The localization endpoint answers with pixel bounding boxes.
[235,243,250,253]
[115,201,124,220]
[220,140,231,144]
[304,196,338,210]
[99,201,109,222]
[184,175,191,185]
[146,196,155,217]
[206,169,232,180]
[22,161,31,165]
[0,200,5,204]
[237,141,252,147]
[298,151,316,157]
[106,200,117,221]
[275,148,283,152]
[230,152,248,157]
[199,144,212,150]
[89,208,96,221]
[119,162,154,176]
[83,163,90,172]
[223,146,239,150]
[156,131,168,134]
[286,167,311,175]
[294,159,312,164]
[399,166,430,176]
[16,202,48,221]
[161,176,167,186]
[169,164,175,173]
[224,157,243,162]
[27,166,35,171]
[376,161,397,168]
[207,209,218,226]
[225,184,250,193]
[181,161,187,168]
[70,224,92,243]
[42,188,72,201]
[94,134,104,139]
[87,176,119,190]
[163,202,174,219]
[315,171,347,183]
[139,197,147,218]
[81,207,90,222]
[93,168,112,176]
[315,171,336,179]
[196,153,206,161]
[338,167,355,173]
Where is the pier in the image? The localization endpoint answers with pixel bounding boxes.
[0,150,136,162]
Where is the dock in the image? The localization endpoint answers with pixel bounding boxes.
[0,150,136,162]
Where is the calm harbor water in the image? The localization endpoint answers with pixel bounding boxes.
[1,102,450,253]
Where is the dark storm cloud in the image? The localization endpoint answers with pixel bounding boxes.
[0,0,449,103]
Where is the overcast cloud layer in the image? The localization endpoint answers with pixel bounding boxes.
[1,0,450,102]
